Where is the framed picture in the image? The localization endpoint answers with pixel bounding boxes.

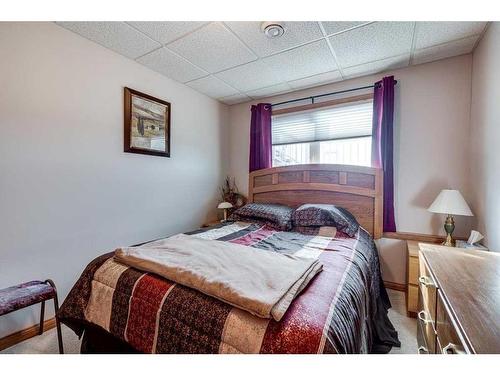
[124,87,171,157]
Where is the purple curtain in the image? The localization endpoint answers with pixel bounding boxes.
[249,103,272,172]
[372,76,396,232]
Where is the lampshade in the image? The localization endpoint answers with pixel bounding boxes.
[217,202,233,209]
[428,189,473,216]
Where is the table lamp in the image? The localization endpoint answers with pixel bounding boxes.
[217,202,233,222]
[428,189,473,246]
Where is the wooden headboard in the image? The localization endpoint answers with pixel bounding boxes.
[248,164,383,239]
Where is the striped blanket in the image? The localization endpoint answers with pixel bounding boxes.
[58,222,400,353]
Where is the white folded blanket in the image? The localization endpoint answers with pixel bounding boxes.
[114,234,322,321]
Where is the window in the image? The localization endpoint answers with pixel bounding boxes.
[272,99,373,167]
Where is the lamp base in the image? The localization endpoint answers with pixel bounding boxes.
[442,215,455,247]
[442,237,455,247]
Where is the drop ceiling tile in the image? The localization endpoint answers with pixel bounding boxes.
[329,22,414,68]
[225,21,323,57]
[246,83,293,99]
[320,21,371,36]
[167,22,257,73]
[219,93,252,105]
[137,47,208,83]
[288,70,343,89]
[343,54,410,79]
[56,22,160,59]
[414,22,486,50]
[412,36,478,65]
[128,21,209,44]
[186,75,239,98]
[215,60,287,92]
[262,39,338,82]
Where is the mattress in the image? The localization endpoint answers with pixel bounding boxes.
[58,222,400,353]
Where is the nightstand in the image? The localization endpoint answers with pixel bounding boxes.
[407,239,447,317]
[407,237,463,317]
[202,220,222,228]
[406,240,421,318]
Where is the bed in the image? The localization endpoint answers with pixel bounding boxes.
[58,164,399,354]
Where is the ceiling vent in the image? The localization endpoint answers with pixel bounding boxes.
[261,22,286,39]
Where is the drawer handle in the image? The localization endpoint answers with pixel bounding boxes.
[417,310,431,324]
[418,345,429,354]
[442,343,465,354]
[418,276,435,288]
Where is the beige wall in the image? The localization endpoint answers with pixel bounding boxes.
[470,23,500,251]
[228,55,473,284]
[0,22,229,337]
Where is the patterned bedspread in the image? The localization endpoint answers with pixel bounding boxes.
[58,222,400,353]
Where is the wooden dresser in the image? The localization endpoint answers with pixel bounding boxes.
[417,243,500,354]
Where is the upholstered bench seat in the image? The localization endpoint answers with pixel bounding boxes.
[0,280,63,353]
[0,281,56,316]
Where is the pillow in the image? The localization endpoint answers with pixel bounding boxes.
[292,204,359,237]
[229,203,294,231]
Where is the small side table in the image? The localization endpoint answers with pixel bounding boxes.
[406,241,422,317]
[0,280,64,353]
[202,220,223,228]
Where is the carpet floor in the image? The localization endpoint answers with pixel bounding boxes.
[387,289,417,354]
[1,289,416,354]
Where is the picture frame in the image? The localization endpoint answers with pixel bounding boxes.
[124,87,171,157]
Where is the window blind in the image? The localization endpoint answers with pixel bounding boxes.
[272,100,373,146]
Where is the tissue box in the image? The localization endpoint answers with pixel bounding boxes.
[455,240,488,251]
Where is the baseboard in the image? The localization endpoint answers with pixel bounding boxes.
[383,280,406,292]
[0,317,56,351]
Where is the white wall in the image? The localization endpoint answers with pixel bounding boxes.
[0,22,229,336]
[228,55,473,284]
[470,23,500,251]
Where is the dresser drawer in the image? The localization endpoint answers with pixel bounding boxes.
[436,335,443,353]
[417,288,436,354]
[436,290,467,354]
[418,252,437,326]
[417,315,430,354]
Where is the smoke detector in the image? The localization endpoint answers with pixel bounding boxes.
[261,22,286,38]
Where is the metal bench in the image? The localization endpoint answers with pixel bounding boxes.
[0,280,63,353]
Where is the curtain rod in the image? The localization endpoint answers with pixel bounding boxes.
[271,80,398,108]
